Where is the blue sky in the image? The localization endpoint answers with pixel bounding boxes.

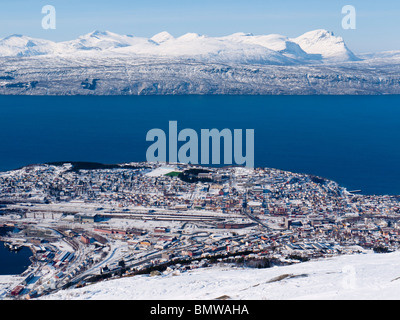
[0,0,399,53]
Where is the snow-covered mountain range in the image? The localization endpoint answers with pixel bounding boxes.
[0,29,358,63]
[0,29,399,95]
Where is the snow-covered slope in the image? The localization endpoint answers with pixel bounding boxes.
[151,31,175,44]
[39,251,400,300]
[0,53,399,95]
[222,33,316,62]
[60,30,154,52]
[0,34,58,57]
[142,32,296,65]
[292,29,360,62]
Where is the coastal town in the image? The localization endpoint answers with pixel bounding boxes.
[0,161,400,300]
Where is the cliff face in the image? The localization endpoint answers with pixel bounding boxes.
[0,55,399,95]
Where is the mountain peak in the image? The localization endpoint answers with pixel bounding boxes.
[84,30,114,38]
[303,29,334,37]
[294,29,339,47]
[293,29,360,61]
[177,33,206,41]
[151,31,174,44]
[228,32,254,37]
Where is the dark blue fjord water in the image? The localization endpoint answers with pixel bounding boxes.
[0,95,399,195]
[0,242,32,275]
[0,227,32,275]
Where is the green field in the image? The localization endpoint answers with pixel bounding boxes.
[164,171,181,177]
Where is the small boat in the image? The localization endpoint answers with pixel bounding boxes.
[4,242,22,251]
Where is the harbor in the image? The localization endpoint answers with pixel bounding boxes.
[0,240,33,276]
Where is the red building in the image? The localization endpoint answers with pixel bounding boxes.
[80,235,90,244]
[11,285,24,296]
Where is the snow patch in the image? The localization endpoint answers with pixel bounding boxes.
[38,251,400,300]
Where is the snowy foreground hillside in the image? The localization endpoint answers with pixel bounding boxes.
[39,251,400,300]
[0,29,399,95]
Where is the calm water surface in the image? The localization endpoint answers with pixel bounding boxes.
[0,228,32,275]
[0,95,399,195]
